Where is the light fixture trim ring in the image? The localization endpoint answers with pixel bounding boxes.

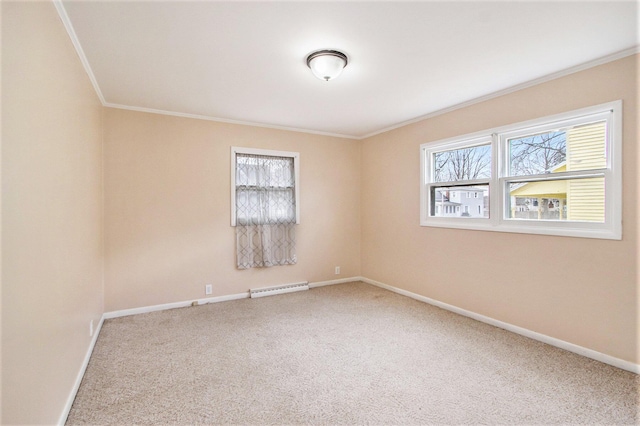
[306,49,349,68]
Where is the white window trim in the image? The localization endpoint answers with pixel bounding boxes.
[230,146,300,226]
[420,101,622,240]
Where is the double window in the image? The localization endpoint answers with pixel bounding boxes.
[420,101,622,239]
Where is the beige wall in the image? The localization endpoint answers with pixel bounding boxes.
[361,55,638,364]
[103,109,361,312]
[1,2,104,424]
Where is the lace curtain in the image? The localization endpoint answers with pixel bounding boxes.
[235,153,297,269]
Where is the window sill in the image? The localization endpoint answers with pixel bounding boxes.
[420,218,621,240]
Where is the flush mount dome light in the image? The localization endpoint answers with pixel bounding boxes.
[306,50,348,81]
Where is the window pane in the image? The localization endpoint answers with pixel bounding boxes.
[236,154,294,188]
[430,185,489,218]
[508,120,606,177]
[236,153,296,225]
[509,130,566,176]
[236,188,295,225]
[433,144,491,182]
[507,177,604,222]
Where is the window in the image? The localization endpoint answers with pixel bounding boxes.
[231,147,300,269]
[420,101,621,239]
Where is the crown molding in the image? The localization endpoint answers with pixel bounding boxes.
[53,0,637,142]
[360,45,640,140]
[101,45,640,141]
[53,0,105,104]
[103,103,359,140]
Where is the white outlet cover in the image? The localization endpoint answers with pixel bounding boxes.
[205,284,213,295]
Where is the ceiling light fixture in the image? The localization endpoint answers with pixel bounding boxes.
[306,50,348,82]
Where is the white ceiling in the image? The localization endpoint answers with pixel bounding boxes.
[59,1,638,139]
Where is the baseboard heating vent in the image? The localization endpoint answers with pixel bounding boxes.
[250,281,309,299]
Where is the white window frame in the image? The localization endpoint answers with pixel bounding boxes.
[420,101,622,240]
[231,146,300,226]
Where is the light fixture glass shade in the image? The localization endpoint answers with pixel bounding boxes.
[306,50,348,81]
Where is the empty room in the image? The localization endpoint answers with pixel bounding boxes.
[2,1,638,424]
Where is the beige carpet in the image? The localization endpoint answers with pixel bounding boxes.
[67,281,638,425]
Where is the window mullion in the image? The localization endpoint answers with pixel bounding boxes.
[491,133,502,226]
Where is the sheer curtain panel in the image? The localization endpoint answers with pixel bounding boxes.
[234,152,297,269]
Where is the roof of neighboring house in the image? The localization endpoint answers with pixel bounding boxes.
[510,163,568,198]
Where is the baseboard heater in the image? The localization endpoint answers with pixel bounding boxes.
[249,281,309,298]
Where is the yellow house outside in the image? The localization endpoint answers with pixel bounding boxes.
[509,121,606,222]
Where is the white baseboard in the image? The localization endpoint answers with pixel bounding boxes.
[309,276,361,288]
[58,315,105,425]
[103,291,250,319]
[360,277,639,374]
[104,277,362,319]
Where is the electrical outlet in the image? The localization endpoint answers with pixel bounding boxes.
[205,284,213,295]
[89,320,94,337]
[335,266,341,275]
